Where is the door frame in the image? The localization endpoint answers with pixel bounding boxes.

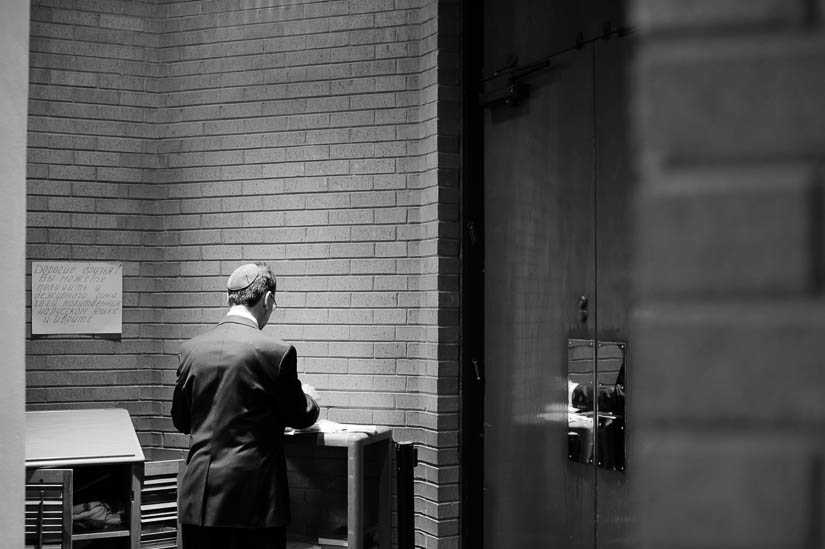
[459,0,485,547]
[458,3,634,546]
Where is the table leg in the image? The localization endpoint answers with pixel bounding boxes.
[348,439,365,548]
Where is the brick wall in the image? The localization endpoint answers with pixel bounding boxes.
[26,0,460,547]
[26,0,165,423]
[631,0,825,547]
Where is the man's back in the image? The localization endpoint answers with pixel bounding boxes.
[172,315,319,528]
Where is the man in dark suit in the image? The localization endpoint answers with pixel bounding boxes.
[172,262,320,549]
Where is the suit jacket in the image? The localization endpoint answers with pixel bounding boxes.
[171,315,320,528]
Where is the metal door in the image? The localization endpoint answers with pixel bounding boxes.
[480,1,633,547]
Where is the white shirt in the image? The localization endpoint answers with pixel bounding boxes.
[226,305,259,328]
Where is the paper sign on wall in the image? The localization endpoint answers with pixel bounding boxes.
[32,262,123,335]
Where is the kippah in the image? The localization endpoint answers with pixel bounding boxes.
[227,263,261,291]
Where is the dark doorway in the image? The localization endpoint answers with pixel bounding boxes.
[461,1,634,547]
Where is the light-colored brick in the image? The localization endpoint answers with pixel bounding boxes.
[328,242,373,258]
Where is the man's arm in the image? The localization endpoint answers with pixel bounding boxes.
[171,359,191,434]
[276,346,320,429]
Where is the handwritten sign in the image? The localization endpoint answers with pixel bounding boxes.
[32,262,122,335]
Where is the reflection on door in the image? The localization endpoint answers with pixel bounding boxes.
[567,339,626,472]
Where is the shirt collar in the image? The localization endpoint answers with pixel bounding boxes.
[226,305,259,329]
